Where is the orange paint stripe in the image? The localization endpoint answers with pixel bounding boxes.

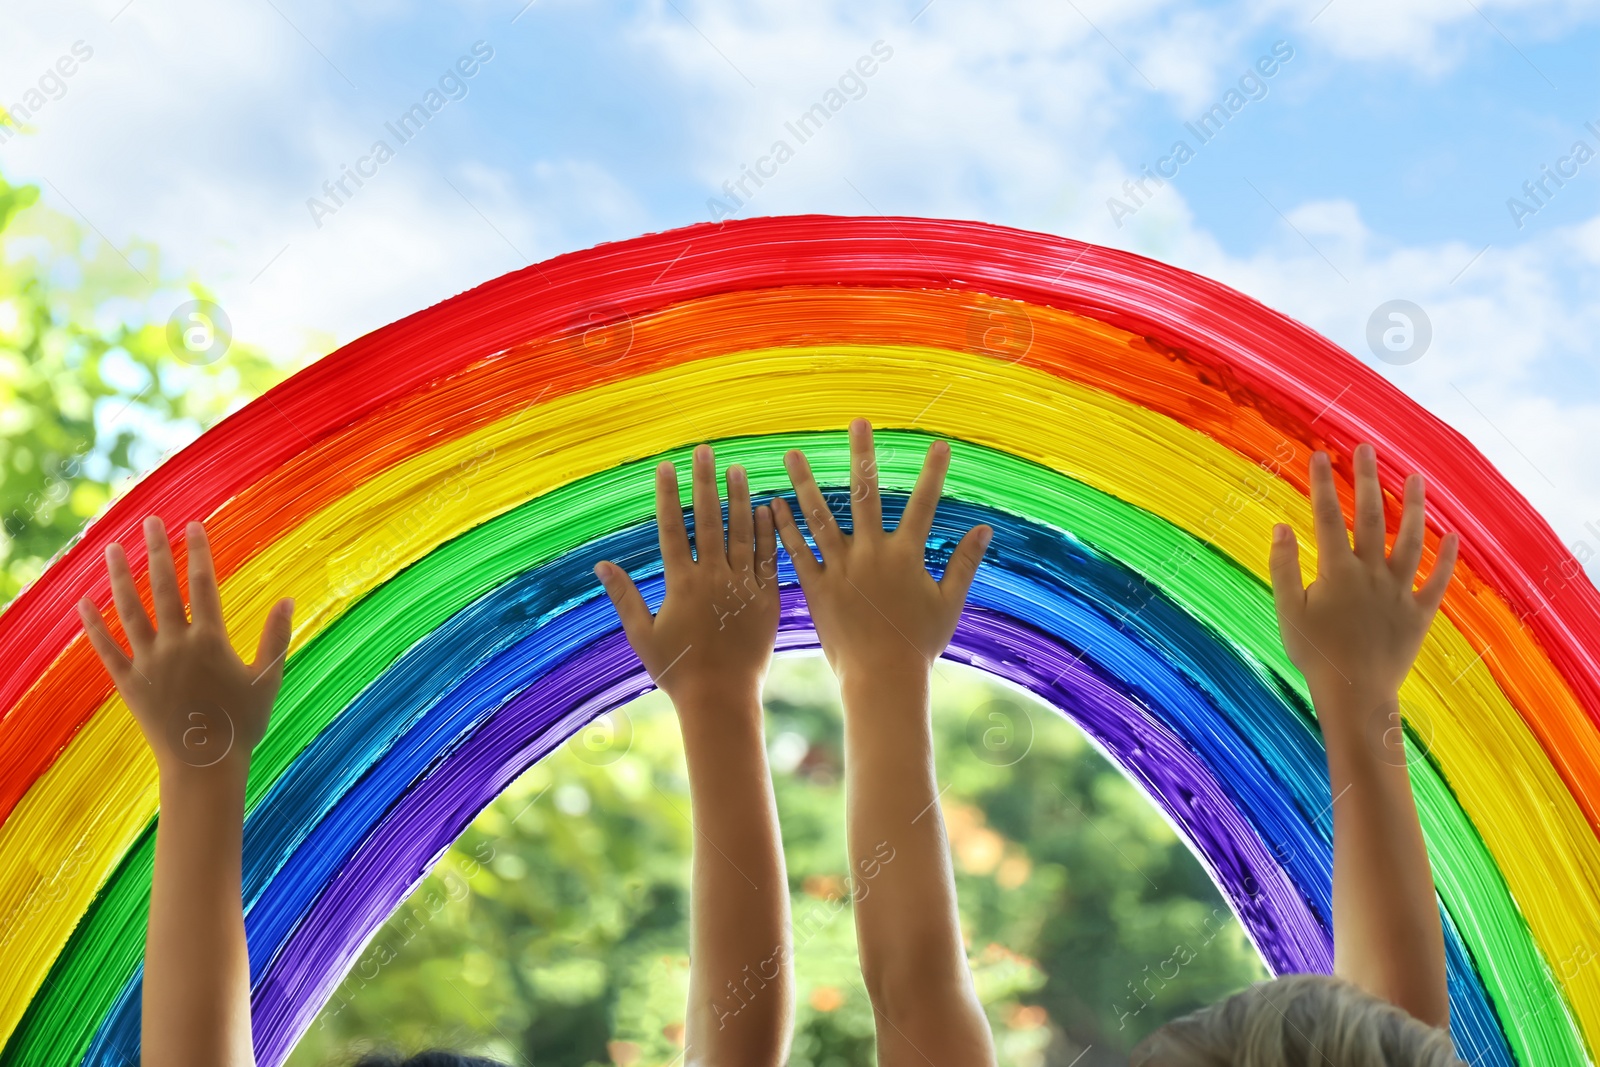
[4,285,1595,840]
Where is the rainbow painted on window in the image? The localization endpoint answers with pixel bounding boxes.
[1,216,1597,1067]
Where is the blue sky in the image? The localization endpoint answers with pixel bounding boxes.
[2,0,1598,560]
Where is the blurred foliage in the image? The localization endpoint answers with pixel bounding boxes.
[0,170,293,602]
[290,659,1265,1067]
[0,163,1266,1067]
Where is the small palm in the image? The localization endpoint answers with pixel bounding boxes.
[77,517,293,773]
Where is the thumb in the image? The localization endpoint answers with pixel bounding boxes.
[251,597,295,683]
[595,561,653,647]
[939,525,993,607]
[1268,524,1307,635]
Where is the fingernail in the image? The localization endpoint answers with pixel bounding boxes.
[695,444,711,466]
[976,526,993,551]
[593,562,611,581]
[729,464,746,486]
[1273,524,1290,544]
[657,461,674,477]
[933,440,949,457]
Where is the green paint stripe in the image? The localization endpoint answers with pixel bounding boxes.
[4,432,1579,1067]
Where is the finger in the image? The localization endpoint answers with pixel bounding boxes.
[1308,451,1352,573]
[771,495,820,579]
[783,449,845,561]
[754,504,778,587]
[655,461,693,570]
[185,522,227,630]
[105,542,155,652]
[1389,473,1427,584]
[1268,523,1308,631]
[849,418,883,535]
[939,524,992,607]
[900,439,950,544]
[143,516,188,632]
[250,597,295,684]
[690,444,723,562]
[1416,532,1459,618]
[76,597,134,686]
[1351,444,1387,564]
[595,561,654,646]
[726,464,755,571]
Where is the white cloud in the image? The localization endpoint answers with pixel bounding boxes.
[1134,200,1600,564]
[1297,0,1594,74]
[0,0,588,357]
[2,0,1596,570]
[628,0,1600,564]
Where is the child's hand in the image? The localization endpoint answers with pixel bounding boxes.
[772,419,992,687]
[601,448,794,1065]
[1270,444,1457,1029]
[83,519,292,1065]
[1268,445,1459,714]
[595,445,780,706]
[781,420,999,1065]
[75,517,294,777]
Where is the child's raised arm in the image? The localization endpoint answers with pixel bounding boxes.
[76,518,294,1067]
[773,419,996,1067]
[1268,445,1458,1028]
[596,446,793,1067]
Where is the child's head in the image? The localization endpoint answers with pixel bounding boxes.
[1130,974,1463,1066]
[349,1053,505,1067]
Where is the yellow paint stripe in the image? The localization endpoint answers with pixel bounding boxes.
[1,344,1595,1050]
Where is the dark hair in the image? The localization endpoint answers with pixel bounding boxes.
[349,1052,507,1067]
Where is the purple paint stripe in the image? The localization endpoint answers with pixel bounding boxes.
[950,609,1326,968]
[252,595,1324,1064]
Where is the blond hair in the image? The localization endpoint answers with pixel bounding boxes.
[1130,974,1463,1067]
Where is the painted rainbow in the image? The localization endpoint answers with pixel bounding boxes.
[0,216,1596,1067]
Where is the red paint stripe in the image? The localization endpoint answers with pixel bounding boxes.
[2,215,1594,813]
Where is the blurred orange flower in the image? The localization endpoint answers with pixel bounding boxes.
[803,873,847,899]
[1005,1003,1049,1029]
[997,853,1032,888]
[809,985,845,1012]
[956,826,1005,874]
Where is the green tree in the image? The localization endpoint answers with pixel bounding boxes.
[0,170,290,602]
[291,659,1266,1067]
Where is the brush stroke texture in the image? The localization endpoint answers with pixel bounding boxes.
[56,496,1541,1067]
[0,218,1593,1067]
